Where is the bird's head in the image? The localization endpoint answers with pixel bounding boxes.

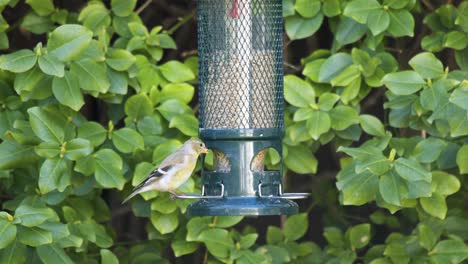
[186,138,209,155]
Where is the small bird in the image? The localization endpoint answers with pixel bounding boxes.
[122,138,208,203]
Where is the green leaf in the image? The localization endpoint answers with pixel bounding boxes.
[359,114,386,137]
[432,171,460,196]
[456,145,468,174]
[379,170,401,205]
[37,244,74,264]
[78,121,107,147]
[38,222,69,241]
[285,13,323,40]
[0,218,16,249]
[112,127,144,153]
[39,158,68,194]
[413,138,446,163]
[38,54,64,77]
[94,149,125,189]
[28,106,65,143]
[71,59,110,93]
[17,226,52,246]
[197,228,234,259]
[329,106,360,130]
[65,138,93,160]
[417,223,437,250]
[318,53,353,83]
[330,65,361,87]
[26,0,54,16]
[284,145,317,174]
[14,66,52,101]
[284,75,315,107]
[106,48,136,71]
[125,93,153,121]
[323,0,341,17]
[368,9,390,36]
[111,0,137,17]
[335,17,368,45]
[337,167,378,205]
[420,193,447,219]
[14,204,57,227]
[444,31,468,50]
[284,213,308,241]
[295,0,321,18]
[293,108,314,122]
[356,155,391,175]
[128,22,148,37]
[382,71,425,95]
[387,10,414,37]
[0,140,38,169]
[171,240,198,257]
[394,158,431,182]
[429,240,468,264]
[160,83,194,104]
[157,99,192,121]
[239,234,258,249]
[324,227,345,248]
[48,25,93,62]
[159,60,195,82]
[348,223,371,249]
[408,52,444,79]
[343,0,380,23]
[406,180,432,199]
[0,239,26,264]
[52,71,84,111]
[100,249,119,264]
[0,49,37,73]
[306,110,331,140]
[186,217,210,241]
[214,216,243,228]
[318,93,340,111]
[266,226,284,245]
[450,88,468,111]
[341,77,362,103]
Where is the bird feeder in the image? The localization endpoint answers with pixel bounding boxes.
[176,0,308,216]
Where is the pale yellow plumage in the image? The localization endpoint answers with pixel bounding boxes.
[122,138,208,203]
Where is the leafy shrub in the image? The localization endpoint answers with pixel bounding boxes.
[0,0,467,263]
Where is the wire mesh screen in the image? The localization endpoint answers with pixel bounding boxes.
[198,0,283,130]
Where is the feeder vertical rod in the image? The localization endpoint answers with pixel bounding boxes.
[227,0,252,128]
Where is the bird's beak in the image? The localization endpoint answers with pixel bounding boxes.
[202,147,209,154]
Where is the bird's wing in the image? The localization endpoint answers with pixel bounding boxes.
[133,164,175,191]
[159,148,187,168]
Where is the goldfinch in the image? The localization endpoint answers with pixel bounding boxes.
[122,138,208,203]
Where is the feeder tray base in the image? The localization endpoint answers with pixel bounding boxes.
[187,197,298,216]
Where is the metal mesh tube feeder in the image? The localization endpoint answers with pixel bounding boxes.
[175,0,308,216]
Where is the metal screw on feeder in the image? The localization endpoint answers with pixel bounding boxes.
[174,0,309,216]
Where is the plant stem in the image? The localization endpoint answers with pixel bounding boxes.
[167,12,196,35]
[136,0,153,15]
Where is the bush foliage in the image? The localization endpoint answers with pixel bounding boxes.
[0,0,467,263]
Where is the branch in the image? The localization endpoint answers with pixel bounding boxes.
[136,0,153,15]
[167,11,196,35]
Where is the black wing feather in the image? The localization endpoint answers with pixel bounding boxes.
[133,165,174,190]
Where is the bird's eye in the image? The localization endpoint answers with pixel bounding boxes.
[199,143,203,147]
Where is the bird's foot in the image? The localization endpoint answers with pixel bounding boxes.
[169,190,186,200]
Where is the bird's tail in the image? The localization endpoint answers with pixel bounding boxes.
[121,188,143,204]
[122,173,163,204]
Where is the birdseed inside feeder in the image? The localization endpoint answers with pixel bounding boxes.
[175,0,308,216]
